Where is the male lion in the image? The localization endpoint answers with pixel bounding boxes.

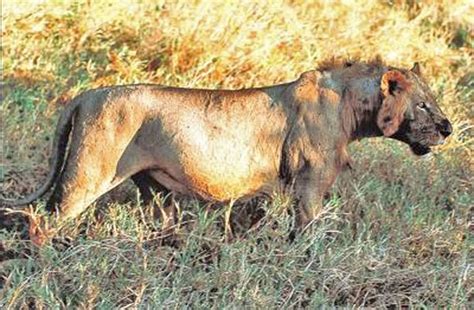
[1,60,452,233]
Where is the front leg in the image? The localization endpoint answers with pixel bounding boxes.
[293,166,334,230]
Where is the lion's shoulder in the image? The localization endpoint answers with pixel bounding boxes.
[289,70,322,104]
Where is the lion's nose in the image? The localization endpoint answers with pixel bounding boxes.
[437,119,452,137]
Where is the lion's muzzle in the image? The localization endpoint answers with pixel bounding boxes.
[437,119,453,138]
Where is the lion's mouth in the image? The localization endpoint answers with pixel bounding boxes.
[409,142,431,156]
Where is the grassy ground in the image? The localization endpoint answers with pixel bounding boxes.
[1,0,473,307]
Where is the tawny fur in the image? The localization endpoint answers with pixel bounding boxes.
[2,60,452,229]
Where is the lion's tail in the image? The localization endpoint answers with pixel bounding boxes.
[1,100,78,207]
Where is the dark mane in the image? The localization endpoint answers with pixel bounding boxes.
[317,56,385,72]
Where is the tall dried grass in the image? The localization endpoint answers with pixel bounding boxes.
[1,0,472,307]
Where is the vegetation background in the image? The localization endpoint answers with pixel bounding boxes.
[1,0,472,307]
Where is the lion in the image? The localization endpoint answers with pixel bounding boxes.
[1,60,452,236]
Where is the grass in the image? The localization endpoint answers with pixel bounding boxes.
[0,0,473,307]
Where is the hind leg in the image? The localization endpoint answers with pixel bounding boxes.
[47,157,130,223]
[31,153,132,245]
[47,125,152,223]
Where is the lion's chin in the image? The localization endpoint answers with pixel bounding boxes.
[409,142,431,156]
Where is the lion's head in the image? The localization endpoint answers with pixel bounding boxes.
[376,63,452,155]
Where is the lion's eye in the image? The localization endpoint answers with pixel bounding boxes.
[417,102,429,111]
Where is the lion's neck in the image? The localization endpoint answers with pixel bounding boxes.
[339,73,385,141]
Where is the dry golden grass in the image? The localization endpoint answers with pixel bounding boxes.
[1,0,473,307]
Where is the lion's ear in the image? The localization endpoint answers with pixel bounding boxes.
[380,70,410,97]
[377,70,411,136]
[410,62,422,76]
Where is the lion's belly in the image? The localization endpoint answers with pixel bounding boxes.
[147,145,280,201]
[144,116,285,201]
[182,148,280,201]
[176,130,282,201]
